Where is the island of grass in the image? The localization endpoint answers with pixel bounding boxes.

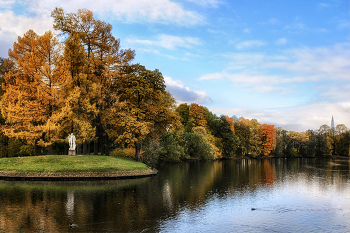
[0,155,157,181]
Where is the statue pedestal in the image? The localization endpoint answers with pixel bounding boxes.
[68,150,76,156]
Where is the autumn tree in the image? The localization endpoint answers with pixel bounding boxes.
[1,30,70,155]
[260,124,276,156]
[104,64,180,161]
[51,8,135,154]
[188,103,207,129]
[57,30,98,155]
[0,58,9,157]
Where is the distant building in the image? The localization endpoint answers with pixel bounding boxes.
[331,115,334,129]
[331,115,336,155]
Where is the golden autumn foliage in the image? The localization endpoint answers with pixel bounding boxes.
[52,7,135,154]
[189,103,207,128]
[1,30,70,148]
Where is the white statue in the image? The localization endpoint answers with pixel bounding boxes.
[68,133,76,150]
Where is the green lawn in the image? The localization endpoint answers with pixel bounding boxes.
[0,155,152,177]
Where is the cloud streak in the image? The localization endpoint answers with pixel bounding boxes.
[186,0,222,8]
[235,40,266,50]
[164,76,212,104]
[211,98,350,132]
[127,34,202,50]
[200,43,350,130]
[21,0,206,26]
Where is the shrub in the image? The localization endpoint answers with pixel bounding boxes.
[110,148,134,158]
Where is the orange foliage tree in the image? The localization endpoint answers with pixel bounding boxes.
[260,124,276,156]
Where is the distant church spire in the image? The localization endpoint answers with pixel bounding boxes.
[331,115,334,129]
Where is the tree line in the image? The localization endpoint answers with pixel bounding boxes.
[0,8,349,163]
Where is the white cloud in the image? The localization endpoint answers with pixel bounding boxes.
[199,43,350,131]
[235,40,266,50]
[23,0,206,26]
[126,34,202,50]
[164,76,212,104]
[199,72,299,94]
[158,35,202,49]
[337,20,350,29]
[262,17,280,25]
[125,39,153,46]
[275,38,287,45]
[284,23,309,32]
[269,43,350,80]
[186,0,222,8]
[210,99,350,132]
[0,10,54,57]
[0,0,206,56]
[243,28,250,33]
[220,43,350,81]
[0,0,15,9]
[318,2,331,8]
[315,28,328,33]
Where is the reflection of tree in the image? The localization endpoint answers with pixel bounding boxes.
[66,191,74,218]
[262,160,275,185]
[1,159,350,232]
[0,188,63,232]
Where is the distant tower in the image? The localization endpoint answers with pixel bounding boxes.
[331,115,336,155]
[331,115,334,129]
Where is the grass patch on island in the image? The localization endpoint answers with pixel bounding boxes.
[0,155,153,177]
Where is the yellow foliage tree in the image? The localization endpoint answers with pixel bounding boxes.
[1,30,71,155]
[51,7,135,155]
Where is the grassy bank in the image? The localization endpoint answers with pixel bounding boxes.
[0,155,153,177]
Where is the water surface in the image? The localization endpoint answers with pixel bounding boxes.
[1,158,350,232]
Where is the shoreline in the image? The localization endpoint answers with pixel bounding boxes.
[0,155,157,181]
[1,155,348,181]
[0,169,158,181]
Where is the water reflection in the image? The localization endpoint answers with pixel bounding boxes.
[66,191,75,218]
[0,158,349,232]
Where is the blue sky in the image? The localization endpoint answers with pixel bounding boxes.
[0,0,349,131]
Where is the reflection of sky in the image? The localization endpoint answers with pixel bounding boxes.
[159,171,350,233]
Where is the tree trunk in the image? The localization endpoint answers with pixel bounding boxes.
[83,140,87,155]
[94,140,98,155]
[105,134,109,156]
[88,141,91,155]
[48,144,53,155]
[77,143,81,155]
[100,136,104,155]
[34,139,38,156]
[135,142,141,161]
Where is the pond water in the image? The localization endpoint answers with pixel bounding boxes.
[1,158,350,232]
